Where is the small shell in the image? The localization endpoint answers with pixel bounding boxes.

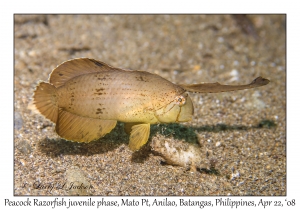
[150,134,211,171]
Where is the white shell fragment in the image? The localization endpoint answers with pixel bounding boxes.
[151,134,211,171]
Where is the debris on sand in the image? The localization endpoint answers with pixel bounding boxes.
[151,134,212,171]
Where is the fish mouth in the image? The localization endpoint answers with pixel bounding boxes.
[175,107,182,122]
[154,93,194,123]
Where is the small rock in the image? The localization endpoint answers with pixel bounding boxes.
[14,112,23,130]
[17,140,32,155]
[231,171,240,180]
[151,134,210,170]
[65,166,91,195]
[19,159,26,166]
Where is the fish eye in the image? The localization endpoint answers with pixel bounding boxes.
[175,95,186,106]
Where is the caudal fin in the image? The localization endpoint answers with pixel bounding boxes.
[31,82,58,123]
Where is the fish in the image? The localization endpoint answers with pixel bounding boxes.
[31,58,269,151]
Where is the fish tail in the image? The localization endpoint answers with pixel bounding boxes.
[30,82,58,123]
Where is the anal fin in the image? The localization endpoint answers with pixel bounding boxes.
[56,109,117,143]
[129,123,150,151]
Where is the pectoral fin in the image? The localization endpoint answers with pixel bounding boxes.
[56,109,117,143]
[129,123,150,151]
[179,77,269,93]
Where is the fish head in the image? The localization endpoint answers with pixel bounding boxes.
[155,92,194,123]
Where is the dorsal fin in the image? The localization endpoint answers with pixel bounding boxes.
[179,77,269,93]
[49,58,118,88]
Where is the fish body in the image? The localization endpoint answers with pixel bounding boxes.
[57,70,187,124]
[32,58,269,151]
